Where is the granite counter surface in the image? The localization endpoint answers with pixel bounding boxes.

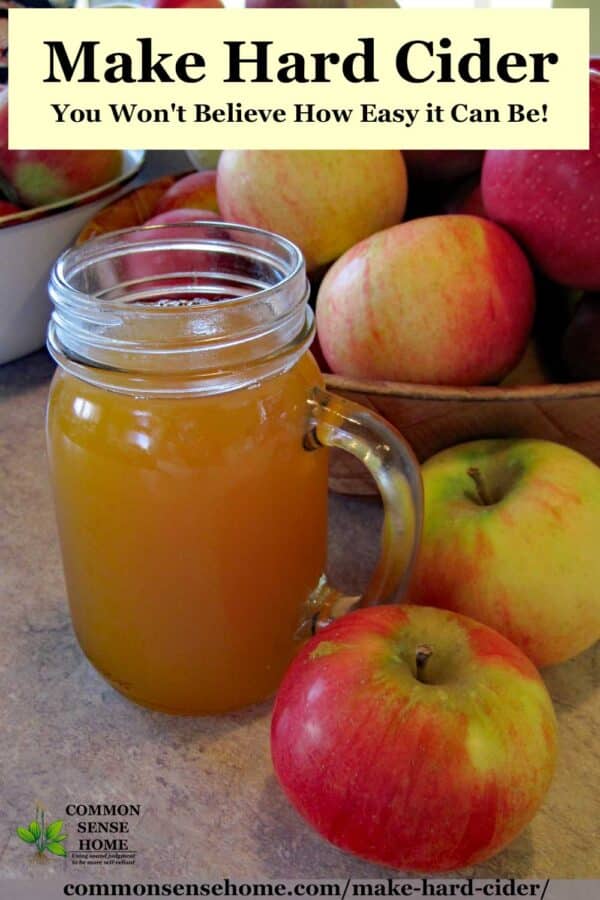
[1,350,598,883]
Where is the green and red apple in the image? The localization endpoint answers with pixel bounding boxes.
[272,604,557,872]
[409,439,600,668]
[0,147,123,208]
[316,214,535,385]
[0,90,122,208]
[217,150,408,271]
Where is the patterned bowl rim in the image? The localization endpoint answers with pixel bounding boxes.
[0,149,145,232]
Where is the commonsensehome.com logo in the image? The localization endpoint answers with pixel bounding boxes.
[16,802,141,866]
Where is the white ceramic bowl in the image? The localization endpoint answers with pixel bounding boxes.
[0,149,145,365]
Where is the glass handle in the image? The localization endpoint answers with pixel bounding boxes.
[299,387,423,636]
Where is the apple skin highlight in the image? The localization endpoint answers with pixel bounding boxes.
[271,604,557,873]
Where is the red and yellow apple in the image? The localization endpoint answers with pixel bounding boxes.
[153,170,219,217]
[272,604,557,873]
[481,71,600,291]
[316,214,535,385]
[409,439,600,668]
[217,150,408,271]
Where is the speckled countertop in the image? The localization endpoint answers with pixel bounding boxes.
[0,349,598,884]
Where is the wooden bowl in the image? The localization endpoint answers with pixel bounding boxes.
[76,176,600,493]
[325,375,600,494]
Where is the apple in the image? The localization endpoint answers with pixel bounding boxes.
[409,439,600,668]
[562,293,600,381]
[272,604,557,873]
[404,150,484,182]
[316,215,535,386]
[481,71,600,291]
[153,170,219,217]
[0,90,121,208]
[0,148,123,208]
[217,150,408,272]
[591,58,600,73]
[0,91,122,208]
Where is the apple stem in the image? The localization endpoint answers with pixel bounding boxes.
[467,466,493,506]
[415,644,433,683]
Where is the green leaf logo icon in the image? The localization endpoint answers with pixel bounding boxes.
[16,827,36,844]
[17,807,67,857]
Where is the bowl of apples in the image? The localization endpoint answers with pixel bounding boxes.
[0,90,145,364]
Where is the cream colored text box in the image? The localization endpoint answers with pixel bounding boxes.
[8,8,589,150]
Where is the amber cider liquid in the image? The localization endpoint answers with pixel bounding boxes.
[47,352,327,714]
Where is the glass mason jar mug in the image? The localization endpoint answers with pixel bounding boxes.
[46,222,422,715]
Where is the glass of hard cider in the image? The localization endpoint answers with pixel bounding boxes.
[46,221,422,714]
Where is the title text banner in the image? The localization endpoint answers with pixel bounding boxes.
[8,8,590,150]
